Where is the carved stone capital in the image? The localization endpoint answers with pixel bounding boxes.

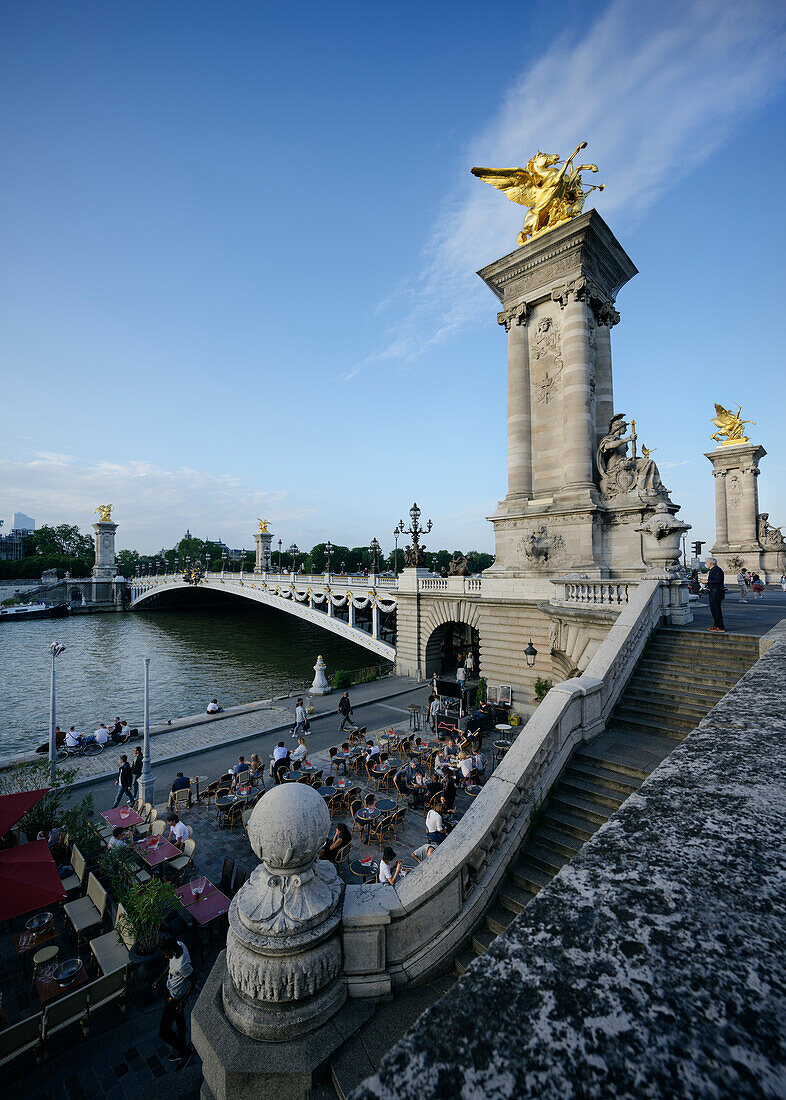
[551,276,595,309]
[497,301,530,331]
[593,301,620,327]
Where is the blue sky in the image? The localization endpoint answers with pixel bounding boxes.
[2,0,785,556]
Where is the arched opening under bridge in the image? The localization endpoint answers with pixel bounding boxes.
[424,620,480,678]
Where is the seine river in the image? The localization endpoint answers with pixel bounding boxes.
[0,603,373,763]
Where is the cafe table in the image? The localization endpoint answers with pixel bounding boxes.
[37,960,90,1007]
[135,835,180,868]
[355,807,379,842]
[14,918,59,959]
[101,806,143,828]
[176,877,231,926]
[349,858,379,882]
[332,751,350,774]
[375,797,397,815]
[191,775,209,802]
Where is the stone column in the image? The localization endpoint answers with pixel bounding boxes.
[372,602,380,639]
[498,303,532,500]
[713,469,729,547]
[593,303,619,445]
[92,521,118,580]
[254,531,272,574]
[348,600,356,629]
[554,279,595,493]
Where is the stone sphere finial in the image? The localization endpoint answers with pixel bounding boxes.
[248,783,330,871]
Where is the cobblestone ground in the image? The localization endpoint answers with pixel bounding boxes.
[4,708,501,1100]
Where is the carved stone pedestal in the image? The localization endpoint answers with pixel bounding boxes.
[706,442,785,580]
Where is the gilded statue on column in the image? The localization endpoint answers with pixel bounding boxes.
[710,404,755,446]
[471,143,604,245]
[257,519,270,533]
[94,504,113,522]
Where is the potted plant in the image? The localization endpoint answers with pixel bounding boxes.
[119,878,178,983]
[532,677,552,705]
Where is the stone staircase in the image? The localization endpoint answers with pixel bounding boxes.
[328,626,761,1094]
[454,626,759,975]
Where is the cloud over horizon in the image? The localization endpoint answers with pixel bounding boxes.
[346,0,786,379]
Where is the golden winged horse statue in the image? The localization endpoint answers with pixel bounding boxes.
[472,142,604,245]
[710,404,755,446]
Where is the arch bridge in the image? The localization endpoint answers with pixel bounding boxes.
[130,570,398,660]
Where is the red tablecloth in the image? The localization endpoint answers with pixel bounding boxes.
[135,837,180,866]
[101,807,143,828]
[180,887,230,925]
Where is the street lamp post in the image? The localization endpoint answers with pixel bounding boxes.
[48,642,66,784]
[221,549,227,578]
[341,560,346,575]
[324,540,333,578]
[288,543,299,577]
[369,537,380,576]
[393,521,404,577]
[240,549,246,581]
[277,539,282,573]
[400,502,433,570]
[137,657,156,805]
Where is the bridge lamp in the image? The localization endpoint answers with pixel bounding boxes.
[524,638,538,668]
[341,560,346,574]
[240,549,245,576]
[393,522,404,577]
[48,642,66,784]
[369,537,380,574]
[324,540,333,576]
[288,543,299,573]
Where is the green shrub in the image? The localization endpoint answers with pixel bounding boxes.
[333,670,351,689]
[534,677,552,702]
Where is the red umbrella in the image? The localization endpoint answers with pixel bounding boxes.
[0,788,49,837]
[0,839,67,921]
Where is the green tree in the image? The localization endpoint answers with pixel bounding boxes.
[116,549,141,577]
[24,524,93,560]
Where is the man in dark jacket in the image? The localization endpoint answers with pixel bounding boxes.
[112,754,134,807]
[705,557,726,632]
[131,745,143,800]
[337,691,354,731]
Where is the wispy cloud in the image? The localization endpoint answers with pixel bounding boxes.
[0,454,316,552]
[347,0,786,378]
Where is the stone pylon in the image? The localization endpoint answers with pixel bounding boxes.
[255,529,273,573]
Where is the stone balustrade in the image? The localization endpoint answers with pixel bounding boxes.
[340,577,676,996]
[417,576,483,594]
[550,576,633,608]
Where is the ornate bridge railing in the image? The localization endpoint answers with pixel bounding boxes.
[550,577,632,608]
[417,576,483,594]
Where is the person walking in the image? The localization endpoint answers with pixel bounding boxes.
[781,573,786,593]
[705,558,726,632]
[751,573,765,599]
[155,936,196,1070]
[112,754,134,807]
[337,691,354,731]
[736,568,749,602]
[291,698,307,739]
[131,745,143,800]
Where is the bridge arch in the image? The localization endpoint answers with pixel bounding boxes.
[420,599,481,678]
[130,576,396,661]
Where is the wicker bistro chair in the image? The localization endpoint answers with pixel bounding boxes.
[225,802,245,831]
[349,799,363,837]
[0,1012,43,1069]
[150,819,166,837]
[134,806,155,839]
[369,811,395,849]
[172,787,191,814]
[309,769,323,787]
[241,806,254,836]
[219,857,235,896]
[63,872,107,943]
[334,841,352,874]
[169,838,196,883]
[391,806,407,839]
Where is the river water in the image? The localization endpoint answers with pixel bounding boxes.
[0,603,374,763]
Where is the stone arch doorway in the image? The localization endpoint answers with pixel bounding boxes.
[70,587,83,606]
[424,620,480,678]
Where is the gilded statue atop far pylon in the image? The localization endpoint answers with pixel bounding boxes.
[710,404,755,447]
[472,142,604,245]
[94,504,113,522]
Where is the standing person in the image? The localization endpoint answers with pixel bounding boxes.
[155,937,196,1070]
[736,568,749,602]
[456,664,466,692]
[705,558,726,632]
[291,698,307,739]
[781,573,786,593]
[429,694,441,732]
[751,573,765,599]
[112,754,134,807]
[131,745,143,800]
[465,651,474,678]
[337,691,354,731]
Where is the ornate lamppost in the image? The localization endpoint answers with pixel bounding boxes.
[48,642,66,784]
[289,543,299,577]
[277,539,282,573]
[240,549,246,581]
[369,536,380,576]
[393,521,404,578]
[137,657,155,806]
[340,560,346,575]
[401,502,433,570]
[324,540,333,577]
[221,549,227,578]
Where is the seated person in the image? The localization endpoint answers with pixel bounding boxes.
[319,822,351,862]
[340,741,350,753]
[110,717,127,743]
[107,826,127,850]
[444,737,459,758]
[272,743,290,784]
[167,813,189,849]
[324,775,335,787]
[363,792,376,812]
[394,760,413,797]
[168,771,192,809]
[65,726,82,748]
[231,756,250,785]
[441,774,457,810]
[249,753,264,784]
[379,846,402,885]
[425,797,449,845]
[475,749,487,777]
[434,750,450,777]
[412,842,435,863]
[206,698,222,713]
[291,737,309,765]
[364,740,380,765]
[459,751,477,783]
[85,723,110,746]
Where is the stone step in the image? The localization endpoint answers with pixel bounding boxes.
[655,629,759,651]
[566,760,643,795]
[525,841,572,875]
[472,924,497,956]
[637,654,749,680]
[559,772,628,810]
[614,697,709,724]
[485,904,516,936]
[536,824,584,858]
[497,881,536,916]
[614,704,697,730]
[623,679,726,710]
[611,714,688,741]
[509,858,552,896]
[454,947,476,976]
[550,790,613,826]
[629,664,740,694]
[572,751,650,782]
[542,807,600,842]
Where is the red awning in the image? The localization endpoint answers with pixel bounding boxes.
[0,789,49,836]
[0,839,67,921]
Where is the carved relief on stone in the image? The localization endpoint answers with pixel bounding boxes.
[548,620,560,652]
[521,526,565,567]
[596,413,670,501]
[757,513,785,547]
[532,315,563,404]
[727,473,741,505]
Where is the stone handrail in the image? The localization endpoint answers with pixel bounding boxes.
[550,576,633,608]
[341,577,674,997]
[417,576,482,594]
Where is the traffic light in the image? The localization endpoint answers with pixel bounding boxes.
[691,540,705,557]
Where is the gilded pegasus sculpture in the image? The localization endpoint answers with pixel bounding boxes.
[710,404,755,446]
[472,142,604,245]
[94,504,113,522]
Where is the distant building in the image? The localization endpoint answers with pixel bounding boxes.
[0,531,24,560]
[12,512,35,534]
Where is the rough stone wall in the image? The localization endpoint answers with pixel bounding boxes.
[353,624,786,1100]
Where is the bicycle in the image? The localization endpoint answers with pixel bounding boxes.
[56,740,105,760]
